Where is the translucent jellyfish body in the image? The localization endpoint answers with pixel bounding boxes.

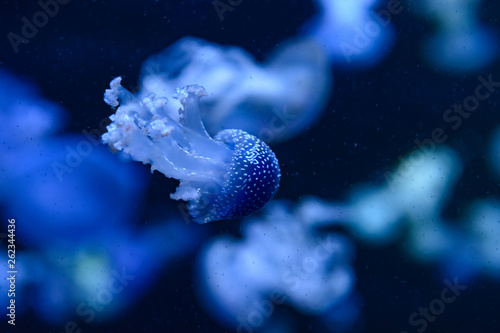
[102,78,281,223]
[196,200,356,330]
[139,36,331,143]
[414,0,498,73]
[304,0,396,68]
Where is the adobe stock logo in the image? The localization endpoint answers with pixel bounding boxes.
[212,0,243,21]
[51,117,111,182]
[257,105,296,144]
[7,0,71,54]
[340,0,403,63]
[400,278,467,333]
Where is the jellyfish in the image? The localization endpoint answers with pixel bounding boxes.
[139,36,331,143]
[413,0,498,73]
[102,77,281,223]
[302,0,396,68]
[196,199,356,331]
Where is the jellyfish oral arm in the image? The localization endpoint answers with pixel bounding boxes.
[103,77,230,179]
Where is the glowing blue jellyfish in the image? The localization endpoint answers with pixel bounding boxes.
[102,78,281,223]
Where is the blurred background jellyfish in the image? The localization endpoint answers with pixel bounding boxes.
[300,147,463,261]
[413,0,499,73]
[466,200,500,277]
[1,136,148,247]
[196,200,357,332]
[0,70,67,148]
[0,69,149,247]
[349,146,463,261]
[286,142,500,284]
[303,0,398,69]
[1,220,204,324]
[139,36,332,143]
